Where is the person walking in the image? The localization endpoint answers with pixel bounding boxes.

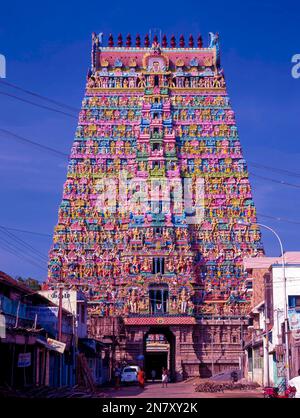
[151,369,156,383]
[231,370,238,384]
[137,367,146,389]
[162,368,168,388]
[114,364,121,390]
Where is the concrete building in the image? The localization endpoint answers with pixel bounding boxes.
[0,271,111,390]
[243,252,300,387]
[0,271,75,388]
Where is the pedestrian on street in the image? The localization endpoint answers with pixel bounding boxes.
[162,368,168,388]
[138,367,145,389]
[151,369,156,383]
[114,364,121,390]
[289,369,300,398]
[231,370,238,384]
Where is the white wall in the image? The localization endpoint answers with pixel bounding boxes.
[272,264,300,346]
[268,264,300,385]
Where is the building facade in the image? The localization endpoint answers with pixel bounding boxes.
[47,32,263,379]
[0,271,75,388]
[243,252,300,387]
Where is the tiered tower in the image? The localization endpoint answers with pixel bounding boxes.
[47,33,264,378]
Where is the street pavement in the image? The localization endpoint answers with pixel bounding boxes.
[101,380,263,398]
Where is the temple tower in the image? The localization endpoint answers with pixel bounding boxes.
[47,32,264,379]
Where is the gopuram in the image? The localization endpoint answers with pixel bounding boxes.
[46,32,264,380]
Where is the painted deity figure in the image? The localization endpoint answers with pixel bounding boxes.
[129,289,139,313]
[179,288,189,314]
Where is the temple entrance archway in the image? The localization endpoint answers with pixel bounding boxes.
[144,326,175,381]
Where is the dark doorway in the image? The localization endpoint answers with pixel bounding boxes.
[143,326,175,381]
[145,352,167,380]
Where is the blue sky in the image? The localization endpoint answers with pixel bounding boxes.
[0,0,299,281]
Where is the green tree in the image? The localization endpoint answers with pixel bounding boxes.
[16,276,41,291]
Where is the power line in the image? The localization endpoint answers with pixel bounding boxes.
[0,235,46,271]
[249,172,300,189]
[248,161,300,178]
[0,90,77,119]
[0,232,47,266]
[257,213,300,225]
[0,241,46,271]
[0,128,69,158]
[0,79,79,113]
[1,79,300,181]
[2,127,300,195]
[0,225,52,237]
[0,226,48,262]
[2,127,300,193]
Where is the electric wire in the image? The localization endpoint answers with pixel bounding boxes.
[0,226,48,262]
[0,79,79,113]
[0,90,77,119]
[0,235,46,271]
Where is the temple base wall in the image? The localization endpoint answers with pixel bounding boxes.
[88,316,248,381]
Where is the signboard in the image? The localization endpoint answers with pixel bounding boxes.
[39,290,77,315]
[47,338,66,354]
[288,308,300,330]
[18,353,31,368]
[288,308,300,340]
[0,314,6,338]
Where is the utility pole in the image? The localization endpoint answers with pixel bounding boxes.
[58,283,63,387]
[211,327,214,377]
[111,309,116,383]
[58,285,63,341]
[264,276,270,387]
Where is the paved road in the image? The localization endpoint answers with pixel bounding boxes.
[101,381,263,398]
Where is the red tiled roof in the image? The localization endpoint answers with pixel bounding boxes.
[124,316,196,326]
[0,271,34,293]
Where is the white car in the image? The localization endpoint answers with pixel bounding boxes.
[121,366,140,384]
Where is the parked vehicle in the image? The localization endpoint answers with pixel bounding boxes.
[263,386,296,398]
[121,366,140,384]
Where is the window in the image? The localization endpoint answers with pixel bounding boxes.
[149,283,168,314]
[154,75,159,87]
[152,257,165,274]
[289,295,300,310]
[246,280,253,290]
[152,143,160,151]
[253,348,263,369]
[123,367,137,373]
[81,304,85,323]
[247,349,253,372]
